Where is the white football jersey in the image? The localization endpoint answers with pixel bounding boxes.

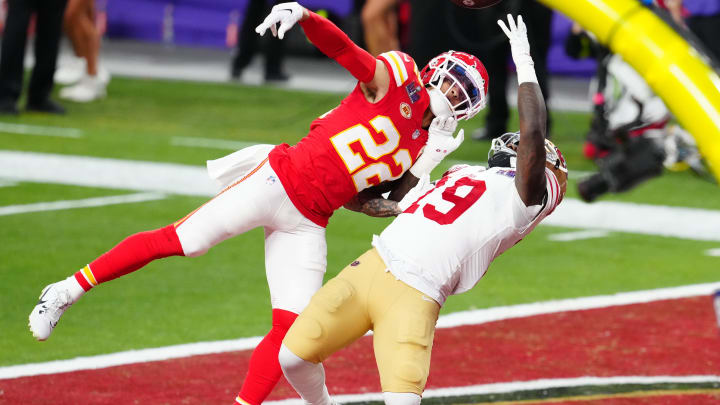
[372,164,562,306]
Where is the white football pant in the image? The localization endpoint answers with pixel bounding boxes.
[176,155,326,314]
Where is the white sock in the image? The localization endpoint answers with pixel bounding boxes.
[61,275,87,303]
[278,344,333,405]
[383,392,421,405]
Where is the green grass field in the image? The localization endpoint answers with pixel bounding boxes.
[1,76,718,367]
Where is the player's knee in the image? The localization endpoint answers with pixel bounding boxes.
[175,229,210,257]
[278,344,312,373]
[394,362,426,386]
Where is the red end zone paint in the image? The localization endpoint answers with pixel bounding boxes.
[2,297,719,404]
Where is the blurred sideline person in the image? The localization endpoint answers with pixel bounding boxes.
[278,15,567,405]
[0,0,68,115]
[471,0,553,140]
[361,0,400,56]
[230,0,288,82]
[662,0,720,61]
[28,3,489,405]
[56,0,109,102]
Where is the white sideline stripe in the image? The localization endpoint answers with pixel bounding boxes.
[435,281,720,329]
[548,229,611,242]
[0,123,83,138]
[0,192,167,216]
[2,281,720,380]
[171,136,259,151]
[0,337,262,380]
[264,375,720,405]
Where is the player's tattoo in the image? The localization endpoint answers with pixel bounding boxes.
[361,198,402,217]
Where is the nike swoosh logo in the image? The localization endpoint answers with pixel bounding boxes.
[37,288,50,305]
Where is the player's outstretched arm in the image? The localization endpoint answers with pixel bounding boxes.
[256,2,388,92]
[499,14,547,206]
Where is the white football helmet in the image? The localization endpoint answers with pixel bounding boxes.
[420,51,489,121]
[488,132,568,173]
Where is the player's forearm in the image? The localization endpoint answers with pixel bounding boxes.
[299,11,376,82]
[515,82,547,205]
[388,170,420,202]
[344,185,403,217]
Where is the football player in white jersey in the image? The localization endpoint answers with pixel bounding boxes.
[276,14,568,405]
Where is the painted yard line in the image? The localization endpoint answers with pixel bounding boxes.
[0,122,83,138]
[0,179,18,187]
[263,375,720,405]
[706,248,720,257]
[2,281,720,380]
[0,150,217,197]
[1,150,718,242]
[0,192,167,216]
[171,136,260,150]
[548,229,611,242]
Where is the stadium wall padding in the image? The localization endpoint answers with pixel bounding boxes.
[539,0,720,183]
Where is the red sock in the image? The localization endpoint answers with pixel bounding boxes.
[234,309,298,405]
[74,224,184,291]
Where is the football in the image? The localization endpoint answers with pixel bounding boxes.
[449,0,503,9]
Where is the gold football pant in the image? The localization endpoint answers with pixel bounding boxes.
[283,248,440,394]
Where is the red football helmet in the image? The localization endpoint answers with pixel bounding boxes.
[420,50,489,121]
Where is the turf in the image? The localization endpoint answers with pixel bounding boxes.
[0,76,717,366]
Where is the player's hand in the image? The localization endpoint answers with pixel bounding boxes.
[410,115,464,176]
[255,2,306,39]
[498,14,532,68]
[426,115,464,161]
[398,174,432,212]
[498,14,537,85]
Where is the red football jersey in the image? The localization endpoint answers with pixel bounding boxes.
[269,51,430,227]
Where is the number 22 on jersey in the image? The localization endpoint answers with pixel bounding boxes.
[330,115,412,192]
[405,176,486,225]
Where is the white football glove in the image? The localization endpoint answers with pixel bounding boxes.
[255,2,305,40]
[497,14,537,85]
[410,115,464,177]
[397,173,432,212]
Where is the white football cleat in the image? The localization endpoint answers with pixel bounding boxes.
[55,56,86,85]
[59,74,107,102]
[28,282,77,341]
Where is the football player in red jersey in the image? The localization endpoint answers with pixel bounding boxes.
[28,3,488,404]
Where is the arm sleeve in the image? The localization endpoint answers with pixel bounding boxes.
[299,11,377,83]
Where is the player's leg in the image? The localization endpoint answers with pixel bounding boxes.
[235,212,327,405]
[29,158,279,340]
[278,249,381,405]
[370,259,440,403]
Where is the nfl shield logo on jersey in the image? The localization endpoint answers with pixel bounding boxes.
[400,102,412,119]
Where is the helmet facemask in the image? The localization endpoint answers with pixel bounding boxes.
[421,51,488,121]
